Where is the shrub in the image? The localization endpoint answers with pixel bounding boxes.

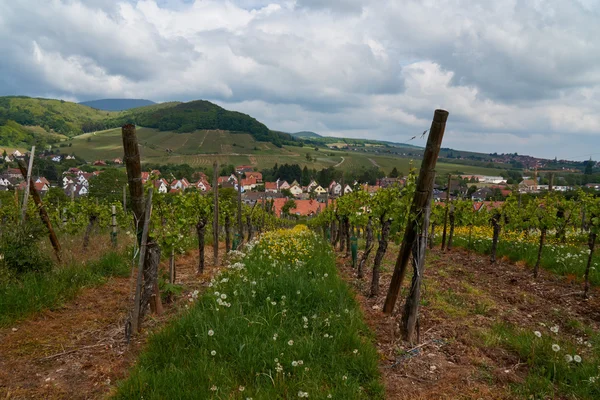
[0,223,53,274]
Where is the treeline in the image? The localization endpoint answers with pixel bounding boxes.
[261,163,387,187]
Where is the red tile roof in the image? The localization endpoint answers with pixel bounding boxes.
[272,198,325,217]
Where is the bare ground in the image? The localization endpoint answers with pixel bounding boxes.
[336,245,600,400]
[0,246,225,400]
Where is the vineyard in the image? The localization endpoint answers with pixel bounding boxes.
[1,119,600,399]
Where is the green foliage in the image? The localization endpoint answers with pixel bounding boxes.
[0,222,53,274]
[88,168,128,203]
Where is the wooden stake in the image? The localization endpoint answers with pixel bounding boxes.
[122,124,145,230]
[17,160,61,262]
[213,161,219,265]
[383,109,448,314]
[20,146,35,223]
[237,171,243,247]
[441,173,451,250]
[132,188,153,334]
[123,184,127,212]
[111,205,117,247]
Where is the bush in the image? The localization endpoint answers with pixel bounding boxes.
[0,223,53,274]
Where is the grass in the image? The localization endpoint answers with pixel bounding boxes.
[449,233,600,286]
[480,322,600,399]
[114,226,383,399]
[0,251,130,327]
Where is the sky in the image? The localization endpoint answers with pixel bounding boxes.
[1,0,600,160]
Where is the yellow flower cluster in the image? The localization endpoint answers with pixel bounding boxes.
[259,225,315,265]
[453,226,586,246]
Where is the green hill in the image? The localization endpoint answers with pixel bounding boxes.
[79,98,156,111]
[112,100,295,147]
[0,96,118,136]
[0,96,295,148]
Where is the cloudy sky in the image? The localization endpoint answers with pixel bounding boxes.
[1,0,600,160]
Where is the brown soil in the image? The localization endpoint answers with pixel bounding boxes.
[336,245,600,400]
[0,245,225,400]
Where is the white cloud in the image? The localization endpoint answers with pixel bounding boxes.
[1,0,600,159]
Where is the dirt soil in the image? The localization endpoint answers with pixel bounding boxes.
[336,246,600,400]
[0,246,225,400]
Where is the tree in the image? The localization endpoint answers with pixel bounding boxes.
[585,160,594,175]
[88,168,128,203]
[389,167,399,178]
[467,185,477,197]
[301,166,310,186]
[281,199,296,216]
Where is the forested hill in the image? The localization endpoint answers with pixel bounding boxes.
[79,98,155,111]
[0,96,296,148]
[114,100,296,147]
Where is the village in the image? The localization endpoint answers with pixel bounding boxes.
[2,149,600,219]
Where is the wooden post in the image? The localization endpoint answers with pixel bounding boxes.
[237,172,243,247]
[131,188,153,334]
[111,205,117,247]
[549,173,554,192]
[213,161,219,265]
[441,173,451,250]
[122,124,145,232]
[17,160,61,262]
[71,186,75,201]
[123,184,127,212]
[20,146,35,223]
[400,190,433,342]
[383,109,448,314]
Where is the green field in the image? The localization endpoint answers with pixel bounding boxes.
[68,127,507,175]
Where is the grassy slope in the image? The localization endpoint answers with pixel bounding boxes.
[114,227,383,399]
[0,251,129,327]
[69,127,504,175]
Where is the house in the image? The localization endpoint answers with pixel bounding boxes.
[272,198,326,217]
[218,174,238,185]
[343,184,353,194]
[65,183,88,198]
[585,183,600,190]
[377,177,401,188]
[171,178,191,191]
[193,179,212,192]
[93,160,107,166]
[6,168,22,179]
[242,176,258,191]
[246,172,263,183]
[265,182,279,193]
[34,182,49,194]
[307,180,319,192]
[0,177,10,187]
[62,176,75,189]
[154,180,169,194]
[65,167,82,175]
[35,177,50,186]
[65,155,76,160]
[329,181,342,196]
[289,184,303,197]
[519,179,538,193]
[235,165,254,174]
[12,150,23,158]
[313,185,327,195]
[278,180,290,190]
[51,155,62,162]
[113,158,123,164]
[471,187,493,201]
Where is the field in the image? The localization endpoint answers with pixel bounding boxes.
[68,127,504,175]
